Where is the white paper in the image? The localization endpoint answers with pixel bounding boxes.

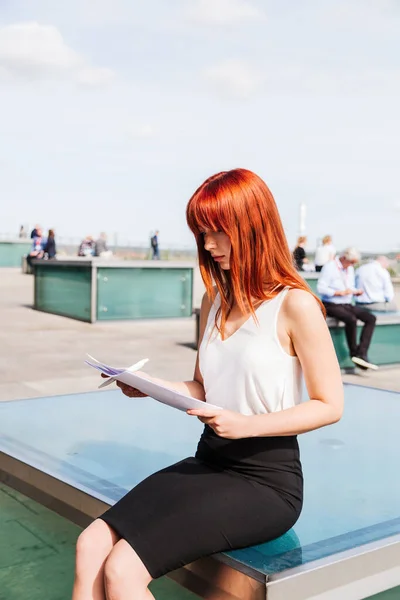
[85,356,222,413]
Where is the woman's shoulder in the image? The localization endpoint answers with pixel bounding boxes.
[200,286,219,313]
[283,288,321,317]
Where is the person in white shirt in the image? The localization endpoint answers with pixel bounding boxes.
[317,247,378,370]
[314,235,336,272]
[355,256,396,311]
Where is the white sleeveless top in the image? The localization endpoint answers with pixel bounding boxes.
[199,288,303,415]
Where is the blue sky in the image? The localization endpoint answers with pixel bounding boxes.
[1,0,399,252]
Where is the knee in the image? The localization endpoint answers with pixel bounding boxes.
[75,524,111,567]
[345,315,358,326]
[104,545,152,592]
[76,529,98,565]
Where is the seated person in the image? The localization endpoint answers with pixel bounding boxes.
[78,235,95,257]
[27,229,45,267]
[355,256,396,312]
[317,247,378,370]
[94,232,112,258]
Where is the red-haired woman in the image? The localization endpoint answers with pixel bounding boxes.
[72,169,344,600]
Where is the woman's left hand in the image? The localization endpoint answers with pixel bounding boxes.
[187,407,254,439]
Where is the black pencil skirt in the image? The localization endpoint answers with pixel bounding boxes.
[100,425,303,579]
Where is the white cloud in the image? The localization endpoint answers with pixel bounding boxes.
[186,0,262,25]
[0,22,81,74]
[203,59,263,98]
[0,22,113,86]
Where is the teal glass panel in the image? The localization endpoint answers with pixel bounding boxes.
[330,323,400,368]
[1,385,400,579]
[97,267,193,320]
[34,265,92,322]
[367,588,400,599]
[303,277,318,293]
[0,242,31,267]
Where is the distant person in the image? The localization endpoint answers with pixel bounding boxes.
[314,235,336,272]
[151,230,160,260]
[30,224,40,239]
[27,228,45,267]
[293,236,308,271]
[19,225,27,239]
[355,256,396,311]
[317,247,378,370]
[94,232,113,258]
[78,235,95,257]
[43,229,57,260]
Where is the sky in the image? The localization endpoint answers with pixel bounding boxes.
[1,0,400,252]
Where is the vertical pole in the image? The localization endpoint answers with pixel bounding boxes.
[90,262,97,323]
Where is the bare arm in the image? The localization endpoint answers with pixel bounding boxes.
[117,292,212,400]
[251,289,344,436]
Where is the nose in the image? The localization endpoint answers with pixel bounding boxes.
[203,233,216,252]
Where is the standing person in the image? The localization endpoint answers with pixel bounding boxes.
[314,235,336,272]
[19,225,27,238]
[43,229,57,260]
[72,169,343,600]
[293,236,308,270]
[150,230,160,260]
[317,248,378,370]
[355,256,396,311]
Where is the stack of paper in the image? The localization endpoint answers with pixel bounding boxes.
[85,355,221,413]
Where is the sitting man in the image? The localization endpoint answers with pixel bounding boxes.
[355,256,396,312]
[317,247,378,370]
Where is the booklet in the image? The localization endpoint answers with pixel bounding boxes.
[85,355,222,413]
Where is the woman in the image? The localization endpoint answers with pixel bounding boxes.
[72,169,343,600]
[43,229,56,259]
[293,236,309,271]
[314,235,336,272]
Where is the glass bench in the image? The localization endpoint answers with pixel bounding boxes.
[1,384,399,599]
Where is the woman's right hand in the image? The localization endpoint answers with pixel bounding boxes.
[100,373,148,398]
[116,381,148,398]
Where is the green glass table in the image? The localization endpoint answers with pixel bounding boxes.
[33,258,194,322]
[1,385,399,599]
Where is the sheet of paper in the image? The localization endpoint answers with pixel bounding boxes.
[85,357,222,413]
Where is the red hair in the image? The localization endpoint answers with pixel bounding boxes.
[186,168,324,336]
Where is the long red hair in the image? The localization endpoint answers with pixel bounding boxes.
[186,168,324,336]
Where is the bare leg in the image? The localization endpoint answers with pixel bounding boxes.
[104,539,154,600]
[72,519,120,600]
